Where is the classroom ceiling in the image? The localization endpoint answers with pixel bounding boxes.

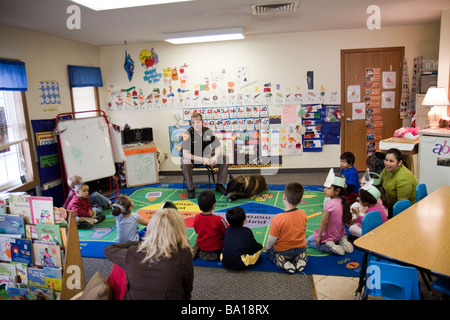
[0,0,449,46]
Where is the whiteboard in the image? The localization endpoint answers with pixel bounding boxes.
[124,145,159,187]
[59,116,116,182]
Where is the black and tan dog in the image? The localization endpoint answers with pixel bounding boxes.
[226,174,267,202]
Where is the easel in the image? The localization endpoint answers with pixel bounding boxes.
[55,110,120,201]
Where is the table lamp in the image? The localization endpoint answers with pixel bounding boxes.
[422,87,450,129]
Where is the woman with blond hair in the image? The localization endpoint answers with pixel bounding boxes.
[104,208,193,300]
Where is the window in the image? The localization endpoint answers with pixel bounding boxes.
[68,65,103,118]
[71,86,100,118]
[0,90,37,191]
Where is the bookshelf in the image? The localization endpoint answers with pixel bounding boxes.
[0,193,85,300]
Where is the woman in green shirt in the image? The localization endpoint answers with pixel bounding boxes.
[380,148,418,213]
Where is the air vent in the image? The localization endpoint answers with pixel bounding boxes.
[251,2,300,15]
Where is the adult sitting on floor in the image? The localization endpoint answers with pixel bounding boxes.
[181,112,228,198]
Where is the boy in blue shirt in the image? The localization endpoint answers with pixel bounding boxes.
[221,207,263,270]
[340,152,360,204]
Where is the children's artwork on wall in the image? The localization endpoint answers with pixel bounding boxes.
[123,50,135,82]
[139,48,162,84]
[382,71,396,89]
[381,91,395,108]
[38,81,61,112]
[347,85,360,103]
[301,104,323,152]
[236,66,248,83]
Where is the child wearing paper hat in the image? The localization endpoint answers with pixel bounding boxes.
[306,169,353,256]
[348,183,388,238]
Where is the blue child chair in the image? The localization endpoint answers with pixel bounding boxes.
[364,260,421,300]
[432,277,450,299]
[392,200,411,217]
[362,210,383,235]
[416,183,428,202]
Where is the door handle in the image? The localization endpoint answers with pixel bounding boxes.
[346,118,354,122]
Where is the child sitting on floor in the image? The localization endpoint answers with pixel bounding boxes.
[67,183,106,229]
[193,190,228,260]
[111,195,149,243]
[307,170,353,256]
[63,175,111,214]
[265,182,308,274]
[221,206,263,270]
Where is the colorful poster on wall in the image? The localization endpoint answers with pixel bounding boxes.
[301,104,323,152]
[140,48,162,84]
[38,81,61,112]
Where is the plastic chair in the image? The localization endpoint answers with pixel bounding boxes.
[392,200,411,217]
[362,210,383,235]
[364,260,421,300]
[361,211,384,264]
[416,183,428,202]
[432,277,450,299]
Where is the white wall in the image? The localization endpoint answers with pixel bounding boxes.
[438,9,450,93]
[99,23,441,172]
[0,24,100,121]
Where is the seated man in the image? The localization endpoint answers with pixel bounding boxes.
[181,112,228,199]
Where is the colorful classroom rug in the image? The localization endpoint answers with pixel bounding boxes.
[78,183,364,277]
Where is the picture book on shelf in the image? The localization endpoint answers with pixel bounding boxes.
[0,214,26,238]
[0,234,16,262]
[27,285,55,300]
[0,274,16,299]
[8,287,28,300]
[25,224,38,240]
[44,266,62,292]
[36,223,62,246]
[53,207,67,225]
[29,196,54,224]
[10,238,32,265]
[0,262,16,277]
[12,262,28,285]
[8,193,32,223]
[32,241,62,267]
[28,267,46,288]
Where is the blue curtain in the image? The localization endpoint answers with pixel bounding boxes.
[68,65,103,87]
[0,60,27,91]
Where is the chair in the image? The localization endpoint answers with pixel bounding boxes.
[432,277,450,299]
[362,210,383,235]
[416,183,428,202]
[364,260,421,300]
[361,211,384,264]
[392,200,411,217]
[181,164,216,189]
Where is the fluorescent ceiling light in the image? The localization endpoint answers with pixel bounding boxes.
[70,0,193,11]
[164,28,245,44]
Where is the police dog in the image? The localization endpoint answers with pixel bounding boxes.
[226,174,267,202]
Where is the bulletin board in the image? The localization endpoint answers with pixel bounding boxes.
[123,142,159,187]
[57,116,116,183]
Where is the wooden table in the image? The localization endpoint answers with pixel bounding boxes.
[354,186,450,296]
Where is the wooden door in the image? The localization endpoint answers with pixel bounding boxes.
[341,47,404,171]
